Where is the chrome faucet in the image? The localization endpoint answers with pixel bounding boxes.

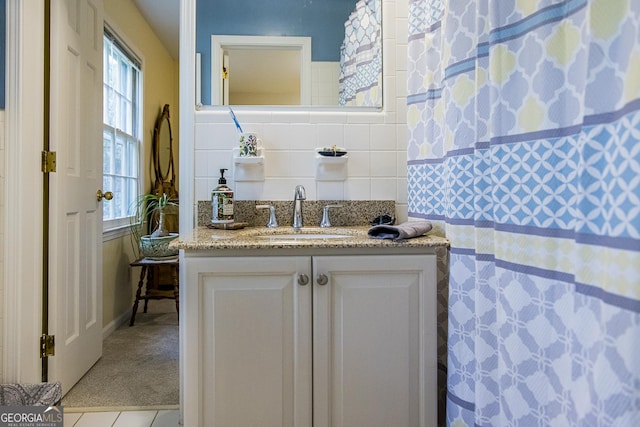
[292,185,306,229]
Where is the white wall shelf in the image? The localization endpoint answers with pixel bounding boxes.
[233,147,265,181]
[315,150,348,181]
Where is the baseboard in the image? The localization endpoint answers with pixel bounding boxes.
[102,310,130,339]
[64,404,179,413]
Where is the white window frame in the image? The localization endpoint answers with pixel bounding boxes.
[102,24,143,238]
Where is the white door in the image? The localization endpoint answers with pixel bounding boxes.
[313,255,438,427]
[47,0,105,393]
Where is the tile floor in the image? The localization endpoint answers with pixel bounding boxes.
[63,407,180,427]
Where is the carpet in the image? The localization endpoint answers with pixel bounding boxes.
[62,300,179,408]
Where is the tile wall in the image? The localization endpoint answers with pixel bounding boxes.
[193,0,409,222]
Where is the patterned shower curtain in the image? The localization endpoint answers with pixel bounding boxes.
[407,1,640,426]
[338,0,382,106]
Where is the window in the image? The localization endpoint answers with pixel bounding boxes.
[103,26,142,232]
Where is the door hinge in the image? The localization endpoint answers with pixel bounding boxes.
[40,334,55,358]
[222,66,229,79]
[41,150,57,173]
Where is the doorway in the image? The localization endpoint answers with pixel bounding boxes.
[211,35,312,106]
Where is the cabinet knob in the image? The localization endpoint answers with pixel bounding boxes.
[316,274,328,286]
[298,274,309,286]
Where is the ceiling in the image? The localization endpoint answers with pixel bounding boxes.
[132,0,180,59]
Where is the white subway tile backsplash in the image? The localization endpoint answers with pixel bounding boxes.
[371,177,398,199]
[397,151,408,177]
[263,123,317,150]
[287,151,316,177]
[397,177,408,203]
[395,124,407,151]
[370,124,397,150]
[195,177,213,201]
[395,203,409,224]
[396,43,408,73]
[370,151,398,177]
[316,181,346,201]
[395,0,408,18]
[396,70,408,99]
[344,125,371,151]
[345,178,372,200]
[383,38,397,77]
[308,111,349,124]
[382,0,397,40]
[396,17,409,44]
[383,74,397,110]
[234,181,265,200]
[194,124,217,149]
[263,150,289,176]
[346,112,386,124]
[347,151,371,177]
[263,178,317,200]
[396,100,408,135]
[317,124,345,147]
[194,150,209,177]
[270,111,312,124]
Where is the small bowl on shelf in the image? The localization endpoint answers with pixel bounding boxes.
[318,147,347,157]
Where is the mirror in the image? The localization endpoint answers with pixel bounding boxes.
[152,104,177,198]
[196,0,382,108]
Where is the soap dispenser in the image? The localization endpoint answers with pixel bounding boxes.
[211,168,234,224]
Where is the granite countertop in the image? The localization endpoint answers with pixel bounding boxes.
[171,225,449,251]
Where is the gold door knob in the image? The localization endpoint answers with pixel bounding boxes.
[96,190,113,202]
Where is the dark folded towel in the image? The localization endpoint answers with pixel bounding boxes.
[367,220,433,241]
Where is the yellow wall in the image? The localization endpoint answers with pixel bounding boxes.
[103,0,179,329]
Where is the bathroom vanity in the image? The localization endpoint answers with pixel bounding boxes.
[174,227,448,427]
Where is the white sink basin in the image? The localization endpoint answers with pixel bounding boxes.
[257,233,352,240]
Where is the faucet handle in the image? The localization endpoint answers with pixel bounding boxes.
[320,204,343,228]
[256,204,279,228]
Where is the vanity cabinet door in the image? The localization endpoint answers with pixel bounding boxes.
[312,255,438,427]
[193,256,313,427]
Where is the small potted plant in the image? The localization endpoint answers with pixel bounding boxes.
[130,192,179,259]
